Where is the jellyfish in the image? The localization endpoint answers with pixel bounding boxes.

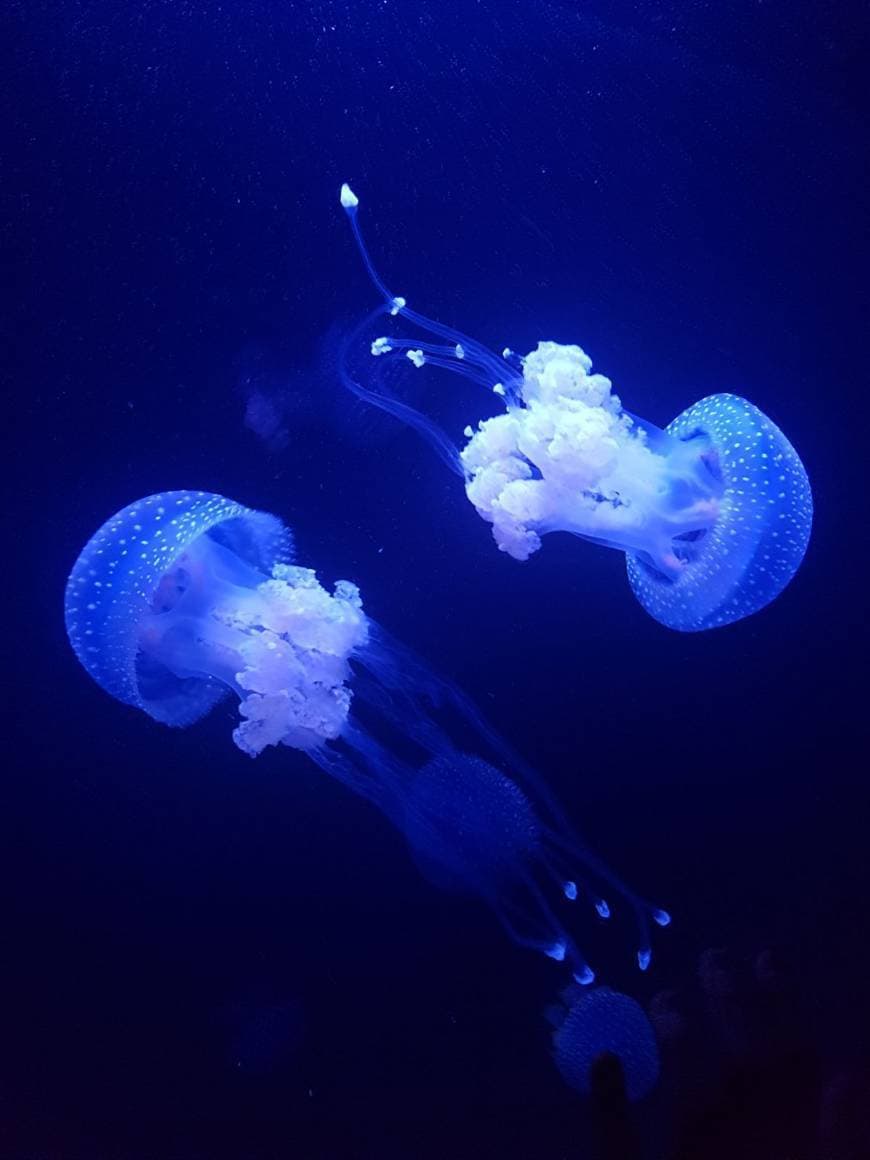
[549,985,660,1102]
[397,751,668,979]
[218,995,304,1077]
[338,184,813,632]
[65,490,668,981]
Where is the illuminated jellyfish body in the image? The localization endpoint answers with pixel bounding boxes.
[549,985,660,1102]
[338,184,813,631]
[65,491,668,981]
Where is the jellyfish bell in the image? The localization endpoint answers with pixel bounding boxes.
[338,184,812,631]
[65,492,295,728]
[66,490,668,979]
[551,985,660,1102]
[401,753,542,896]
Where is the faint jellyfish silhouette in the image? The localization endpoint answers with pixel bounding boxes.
[398,752,668,977]
[549,984,660,1102]
[338,184,812,632]
[65,490,669,981]
[218,994,304,1077]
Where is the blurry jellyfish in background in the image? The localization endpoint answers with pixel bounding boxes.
[235,326,395,456]
[338,184,812,632]
[218,995,305,1077]
[549,984,660,1102]
[234,341,311,454]
[243,391,290,453]
[397,751,669,978]
[65,490,669,981]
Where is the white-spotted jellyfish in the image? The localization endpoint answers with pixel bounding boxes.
[549,984,660,1102]
[65,490,669,981]
[338,184,812,632]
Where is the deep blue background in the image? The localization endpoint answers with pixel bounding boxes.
[3,2,867,1156]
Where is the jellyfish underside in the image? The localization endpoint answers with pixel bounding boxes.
[338,184,813,632]
[66,491,668,980]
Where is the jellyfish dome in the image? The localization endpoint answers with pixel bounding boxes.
[65,492,298,727]
[66,490,669,980]
[338,184,812,631]
[401,753,543,895]
[552,986,660,1102]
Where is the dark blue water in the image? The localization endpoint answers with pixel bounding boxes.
[4,2,867,1156]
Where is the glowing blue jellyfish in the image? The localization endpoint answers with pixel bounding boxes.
[550,985,660,1102]
[397,752,668,978]
[338,184,813,632]
[65,490,668,980]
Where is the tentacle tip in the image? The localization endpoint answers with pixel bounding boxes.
[637,947,652,972]
[653,908,671,928]
[406,349,426,368]
[573,965,596,986]
[371,336,392,356]
[595,899,611,920]
[563,880,578,901]
[389,296,406,315]
[545,940,567,963]
[340,183,358,211]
